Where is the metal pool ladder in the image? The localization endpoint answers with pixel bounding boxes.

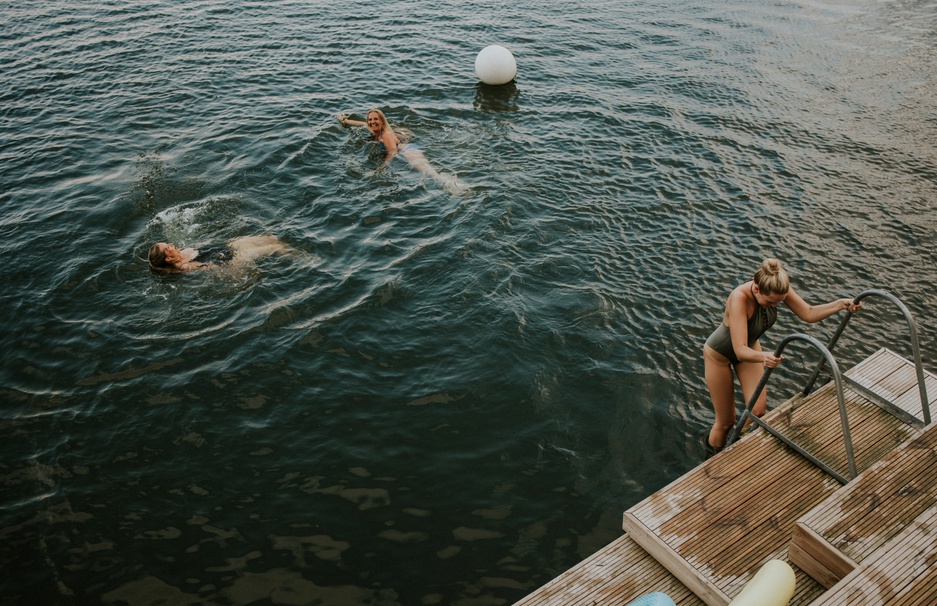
[726,289,931,485]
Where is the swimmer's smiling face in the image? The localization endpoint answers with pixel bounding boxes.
[366,111,383,136]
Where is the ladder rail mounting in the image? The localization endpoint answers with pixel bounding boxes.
[802,289,930,425]
[727,333,858,483]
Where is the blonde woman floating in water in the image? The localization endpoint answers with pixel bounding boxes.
[338,108,468,194]
[148,235,288,273]
[702,258,861,451]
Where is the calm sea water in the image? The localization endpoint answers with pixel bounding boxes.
[2,0,935,604]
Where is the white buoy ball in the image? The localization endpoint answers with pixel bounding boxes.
[475,45,517,85]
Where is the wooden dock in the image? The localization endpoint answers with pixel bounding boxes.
[513,348,937,606]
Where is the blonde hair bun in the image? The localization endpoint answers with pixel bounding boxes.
[754,258,789,295]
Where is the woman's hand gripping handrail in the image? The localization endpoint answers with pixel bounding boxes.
[727,333,858,484]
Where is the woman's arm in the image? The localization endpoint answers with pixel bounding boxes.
[338,113,366,127]
[727,287,765,364]
[783,288,860,323]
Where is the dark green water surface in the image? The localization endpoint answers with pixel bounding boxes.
[2,0,936,604]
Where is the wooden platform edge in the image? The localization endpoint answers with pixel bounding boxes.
[788,522,857,589]
[807,502,937,605]
[510,532,707,606]
[787,544,840,591]
[622,511,730,606]
[845,347,936,426]
[789,522,857,587]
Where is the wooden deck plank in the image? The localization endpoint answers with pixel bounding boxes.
[845,347,937,424]
[768,385,873,465]
[622,513,729,606]
[629,393,828,532]
[823,456,935,560]
[806,504,937,605]
[623,424,838,604]
[792,422,937,588]
[787,536,852,590]
[789,566,828,606]
[637,383,906,553]
[661,472,832,602]
[709,478,832,597]
[770,382,917,478]
[511,533,706,606]
[627,421,790,533]
[514,348,935,606]
[670,438,818,536]
[845,348,905,393]
[891,372,937,422]
[623,395,808,536]
[686,457,830,575]
[803,445,935,537]
[625,354,924,605]
[789,523,857,588]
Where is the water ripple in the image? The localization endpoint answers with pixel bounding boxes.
[1,0,935,603]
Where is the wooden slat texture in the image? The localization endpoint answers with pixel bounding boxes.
[622,512,729,606]
[623,377,919,603]
[622,402,836,604]
[807,504,937,605]
[622,348,930,605]
[511,533,705,606]
[845,348,937,423]
[789,524,857,588]
[792,422,937,588]
[892,373,937,422]
[769,382,918,479]
[787,540,849,590]
[514,348,936,606]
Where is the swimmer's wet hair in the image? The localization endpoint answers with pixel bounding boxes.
[148,243,183,273]
[148,243,169,269]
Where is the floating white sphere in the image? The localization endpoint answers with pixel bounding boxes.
[475,45,517,86]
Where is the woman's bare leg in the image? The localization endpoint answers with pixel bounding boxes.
[401,148,442,179]
[228,235,287,263]
[736,341,768,418]
[402,148,469,194]
[704,344,737,449]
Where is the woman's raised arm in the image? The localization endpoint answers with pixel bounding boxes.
[338,113,366,127]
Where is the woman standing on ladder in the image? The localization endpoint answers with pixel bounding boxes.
[703,258,862,451]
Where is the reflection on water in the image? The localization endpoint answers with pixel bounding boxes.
[474,82,521,113]
[2,0,936,604]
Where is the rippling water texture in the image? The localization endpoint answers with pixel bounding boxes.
[2,0,936,604]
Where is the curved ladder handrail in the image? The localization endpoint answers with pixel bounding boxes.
[802,289,930,425]
[726,333,858,484]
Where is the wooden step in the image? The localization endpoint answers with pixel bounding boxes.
[766,382,917,481]
[806,503,937,605]
[512,349,935,606]
[622,429,831,606]
[622,377,918,605]
[844,347,937,426]
[791,421,937,588]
